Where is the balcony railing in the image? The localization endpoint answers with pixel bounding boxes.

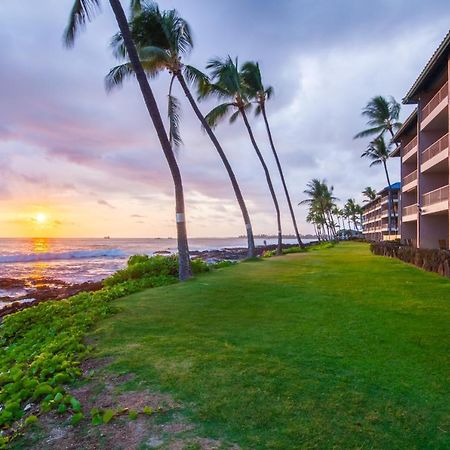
[403,204,417,216]
[422,133,449,164]
[422,81,448,120]
[403,170,417,186]
[422,185,449,206]
[402,136,418,157]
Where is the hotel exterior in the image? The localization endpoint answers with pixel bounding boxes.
[362,183,400,242]
[392,30,450,250]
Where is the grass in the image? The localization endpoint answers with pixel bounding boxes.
[87,242,450,449]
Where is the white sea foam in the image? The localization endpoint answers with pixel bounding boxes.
[0,248,126,264]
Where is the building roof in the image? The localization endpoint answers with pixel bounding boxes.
[390,108,418,157]
[403,29,450,104]
[378,182,401,195]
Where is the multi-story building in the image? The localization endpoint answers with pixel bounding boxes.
[392,30,450,249]
[362,183,400,241]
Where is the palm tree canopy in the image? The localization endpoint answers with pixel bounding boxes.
[354,95,402,140]
[105,3,201,147]
[240,61,274,115]
[362,186,377,201]
[361,136,391,167]
[198,56,253,128]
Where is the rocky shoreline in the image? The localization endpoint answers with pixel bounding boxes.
[0,242,312,319]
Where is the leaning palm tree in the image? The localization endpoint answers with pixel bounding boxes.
[362,186,377,202]
[64,0,191,280]
[241,61,303,248]
[354,95,402,140]
[105,4,256,257]
[361,136,396,234]
[200,56,283,255]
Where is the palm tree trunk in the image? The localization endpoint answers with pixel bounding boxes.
[382,160,395,236]
[108,0,191,280]
[176,73,256,258]
[240,108,282,256]
[261,105,303,248]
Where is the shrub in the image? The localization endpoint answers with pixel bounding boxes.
[104,254,211,287]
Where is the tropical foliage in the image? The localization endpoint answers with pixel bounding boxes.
[354,95,402,140]
[300,179,364,240]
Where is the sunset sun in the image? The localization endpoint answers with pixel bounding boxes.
[35,212,48,224]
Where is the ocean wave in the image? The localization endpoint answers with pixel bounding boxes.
[0,249,126,264]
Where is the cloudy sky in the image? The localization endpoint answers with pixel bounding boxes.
[1,1,449,238]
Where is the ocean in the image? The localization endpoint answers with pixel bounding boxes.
[0,237,310,304]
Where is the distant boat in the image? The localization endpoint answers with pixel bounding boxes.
[103,236,111,239]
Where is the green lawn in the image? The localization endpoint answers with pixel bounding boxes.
[92,242,450,449]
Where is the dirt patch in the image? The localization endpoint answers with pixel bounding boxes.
[21,357,238,450]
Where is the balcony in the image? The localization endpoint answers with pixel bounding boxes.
[402,136,418,162]
[421,81,448,130]
[402,204,418,222]
[402,170,417,192]
[421,133,449,172]
[422,185,449,214]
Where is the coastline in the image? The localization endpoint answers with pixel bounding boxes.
[0,242,314,318]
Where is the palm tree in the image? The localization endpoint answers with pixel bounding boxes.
[241,61,303,248]
[361,136,396,234]
[64,0,191,280]
[105,5,256,257]
[354,96,402,140]
[362,186,377,202]
[344,199,362,231]
[300,179,337,240]
[199,57,283,255]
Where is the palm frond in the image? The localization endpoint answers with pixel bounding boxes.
[105,59,161,92]
[64,0,101,47]
[130,0,143,18]
[353,125,385,139]
[168,93,183,148]
[204,103,235,128]
[229,110,240,124]
[183,65,210,96]
[254,104,262,117]
[265,85,274,100]
[110,32,127,60]
[160,9,193,55]
[105,63,136,92]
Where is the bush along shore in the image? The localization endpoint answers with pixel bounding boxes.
[371,241,450,278]
[0,245,321,446]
